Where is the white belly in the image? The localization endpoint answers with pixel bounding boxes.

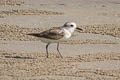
[40,37,67,43]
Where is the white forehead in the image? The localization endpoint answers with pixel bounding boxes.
[65,22,76,26]
[70,22,76,26]
[62,22,77,29]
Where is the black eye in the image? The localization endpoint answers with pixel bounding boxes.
[70,24,74,27]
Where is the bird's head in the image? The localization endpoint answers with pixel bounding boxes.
[61,22,83,33]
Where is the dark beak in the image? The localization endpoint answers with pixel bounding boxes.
[76,27,83,31]
[76,27,83,32]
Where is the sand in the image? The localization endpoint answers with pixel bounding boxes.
[0,0,120,80]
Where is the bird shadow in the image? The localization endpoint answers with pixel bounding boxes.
[4,55,35,59]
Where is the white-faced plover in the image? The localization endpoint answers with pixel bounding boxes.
[28,22,83,58]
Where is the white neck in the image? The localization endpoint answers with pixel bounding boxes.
[68,28,75,33]
[63,27,75,34]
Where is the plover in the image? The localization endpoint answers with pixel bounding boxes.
[28,22,83,58]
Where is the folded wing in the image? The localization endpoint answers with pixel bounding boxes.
[28,27,64,40]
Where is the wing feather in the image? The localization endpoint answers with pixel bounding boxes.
[28,27,64,40]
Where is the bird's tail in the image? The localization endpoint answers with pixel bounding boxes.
[27,33,42,37]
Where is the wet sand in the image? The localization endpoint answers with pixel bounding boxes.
[0,0,120,80]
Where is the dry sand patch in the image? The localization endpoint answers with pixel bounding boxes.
[0,24,119,44]
[0,9,64,17]
[83,24,120,37]
[0,51,120,80]
[0,0,24,6]
[0,51,120,62]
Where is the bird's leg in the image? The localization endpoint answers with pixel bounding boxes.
[57,43,63,58]
[46,43,50,58]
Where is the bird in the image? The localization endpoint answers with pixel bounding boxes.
[28,22,83,58]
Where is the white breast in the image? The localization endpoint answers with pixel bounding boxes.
[63,29,72,39]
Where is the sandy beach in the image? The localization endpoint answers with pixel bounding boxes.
[0,0,120,80]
